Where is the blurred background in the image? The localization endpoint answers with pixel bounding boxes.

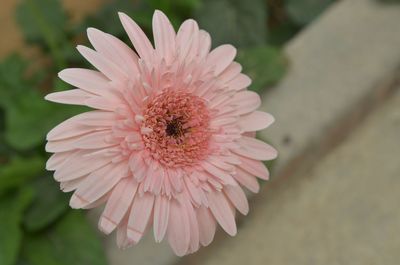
[0,0,399,265]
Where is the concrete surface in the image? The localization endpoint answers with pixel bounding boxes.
[178,86,400,265]
[258,0,400,177]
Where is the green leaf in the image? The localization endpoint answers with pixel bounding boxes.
[79,0,153,41]
[237,46,287,93]
[4,93,78,150]
[0,55,84,150]
[194,0,267,48]
[0,55,41,108]
[15,0,68,69]
[0,156,45,197]
[268,20,301,47]
[79,0,200,44]
[23,176,69,231]
[286,0,334,26]
[23,211,107,265]
[0,188,34,265]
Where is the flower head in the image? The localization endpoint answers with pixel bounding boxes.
[45,10,277,256]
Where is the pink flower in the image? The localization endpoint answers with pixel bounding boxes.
[45,10,277,256]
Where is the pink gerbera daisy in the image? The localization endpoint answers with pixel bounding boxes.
[45,10,277,256]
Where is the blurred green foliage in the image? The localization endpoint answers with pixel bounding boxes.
[194,0,267,48]
[0,0,336,264]
[286,0,334,25]
[237,46,287,93]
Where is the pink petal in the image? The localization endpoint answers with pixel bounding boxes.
[116,217,136,249]
[46,152,70,170]
[127,192,155,243]
[233,136,278,161]
[176,19,199,62]
[129,152,148,182]
[196,206,216,246]
[84,97,118,111]
[87,27,139,77]
[99,177,138,234]
[60,178,84,192]
[219,62,242,83]
[207,190,237,236]
[54,150,111,181]
[72,130,115,149]
[70,162,128,208]
[183,198,200,253]
[234,167,260,193]
[207,44,237,75]
[167,198,190,256]
[227,73,252,91]
[77,45,127,81]
[202,161,237,186]
[238,155,270,180]
[198,30,211,59]
[72,111,116,127]
[58,68,113,96]
[184,178,202,206]
[224,185,249,215]
[238,111,275,132]
[46,111,114,141]
[152,10,176,62]
[153,195,170,242]
[46,137,79,153]
[118,12,154,62]
[228,90,261,115]
[45,89,93,105]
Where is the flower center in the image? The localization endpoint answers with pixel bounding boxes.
[165,118,184,138]
[142,90,211,168]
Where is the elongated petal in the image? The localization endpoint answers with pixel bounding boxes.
[152,10,176,61]
[47,111,115,141]
[184,198,200,253]
[70,162,128,208]
[234,167,260,193]
[45,89,93,105]
[238,111,275,132]
[207,45,236,75]
[87,28,139,77]
[116,217,136,249]
[127,192,155,243]
[227,73,252,91]
[233,136,278,161]
[99,177,138,234]
[208,190,237,236]
[54,150,111,181]
[119,12,154,62]
[77,45,128,81]
[228,90,261,115]
[153,195,170,242]
[167,198,190,256]
[176,19,199,62]
[202,161,237,186]
[46,152,70,170]
[224,185,249,215]
[196,206,216,246]
[219,62,242,83]
[58,68,115,96]
[238,155,270,180]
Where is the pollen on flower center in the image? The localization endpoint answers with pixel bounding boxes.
[142,90,211,168]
